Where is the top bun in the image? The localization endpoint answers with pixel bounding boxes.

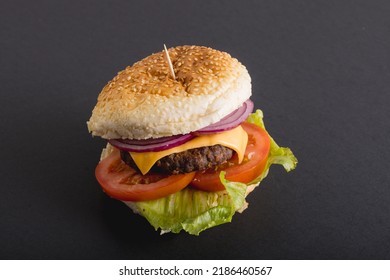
[87,45,251,139]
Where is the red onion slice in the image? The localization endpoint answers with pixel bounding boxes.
[109,99,253,152]
[109,134,194,152]
[113,135,183,146]
[192,99,254,135]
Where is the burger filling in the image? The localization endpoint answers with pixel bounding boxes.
[121,145,234,174]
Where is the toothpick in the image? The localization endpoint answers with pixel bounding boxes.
[163,44,176,80]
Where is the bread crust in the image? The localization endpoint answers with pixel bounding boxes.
[87,45,251,139]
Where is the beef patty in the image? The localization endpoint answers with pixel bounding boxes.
[120,145,234,174]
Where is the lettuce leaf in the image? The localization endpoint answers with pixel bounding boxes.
[127,110,297,235]
[130,175,246,235]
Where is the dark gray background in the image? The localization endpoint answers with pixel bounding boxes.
[1,0,389,259]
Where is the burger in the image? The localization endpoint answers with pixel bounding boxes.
[87,45,297,235]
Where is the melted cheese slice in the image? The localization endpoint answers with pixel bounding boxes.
[130,125,248,175]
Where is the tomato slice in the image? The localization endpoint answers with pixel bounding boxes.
[95,148,195,201]
[190,122,271,191]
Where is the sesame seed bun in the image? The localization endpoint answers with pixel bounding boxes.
[87,45,251,139]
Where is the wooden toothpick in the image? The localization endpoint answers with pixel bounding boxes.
[163,44,176,80]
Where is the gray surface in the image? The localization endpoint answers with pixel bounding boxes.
[1,0,390,259]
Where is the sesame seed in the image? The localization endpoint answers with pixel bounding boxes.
[98,45,245,99]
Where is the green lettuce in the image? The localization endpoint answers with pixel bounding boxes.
[128,110,297,235]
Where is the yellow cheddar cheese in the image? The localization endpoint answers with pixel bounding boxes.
[130,125,248,175]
